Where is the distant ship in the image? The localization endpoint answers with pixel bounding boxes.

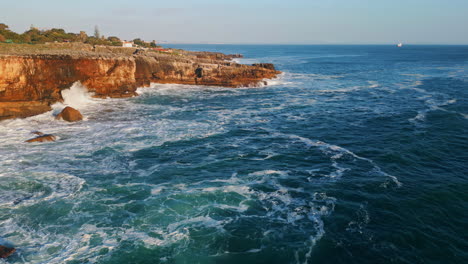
[397,42,403,47]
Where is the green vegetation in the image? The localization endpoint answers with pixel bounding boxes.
[0,23,158,48]
[132,38,158,48]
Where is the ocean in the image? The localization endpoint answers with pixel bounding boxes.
[0,45,467,264]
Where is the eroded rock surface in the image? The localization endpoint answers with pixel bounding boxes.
[0,47,280,120]
[253,63,276,71]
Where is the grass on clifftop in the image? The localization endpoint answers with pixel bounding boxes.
[0,42,182,57]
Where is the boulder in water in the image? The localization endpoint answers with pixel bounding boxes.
[0,245,15,258]
[56,106,83,122]
[26,131,56,143]
[26,134,56,143]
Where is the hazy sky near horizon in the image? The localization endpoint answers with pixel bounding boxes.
[2,0,468,44]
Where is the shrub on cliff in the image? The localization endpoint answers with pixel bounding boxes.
[107,36,122,46]
[85,36,115,46]
[0,24,21,43]
[133,38,153,48]
[42,28,78,42]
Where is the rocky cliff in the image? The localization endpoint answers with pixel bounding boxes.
[0,48,280,120]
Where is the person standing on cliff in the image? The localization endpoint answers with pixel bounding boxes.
[195,65,203,84]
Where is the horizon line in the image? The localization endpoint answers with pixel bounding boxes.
[162,42,468,46]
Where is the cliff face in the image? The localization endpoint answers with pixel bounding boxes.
[0,52,280,120]
[133,56,278,88]
[0,55,137,101]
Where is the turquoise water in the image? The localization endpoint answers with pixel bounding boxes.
[0,45,467,263]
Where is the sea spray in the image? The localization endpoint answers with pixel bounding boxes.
[59,81,95,110]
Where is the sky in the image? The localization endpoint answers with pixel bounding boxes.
[2,0,468,44]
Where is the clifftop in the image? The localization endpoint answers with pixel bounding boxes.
[0,43,241,59]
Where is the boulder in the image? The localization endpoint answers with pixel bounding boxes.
[56,106,83,122]
[26,132,56,143]
[0,245,15,258]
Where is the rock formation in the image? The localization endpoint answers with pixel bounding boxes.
[0,245,15,258]
[56,106,83,122]
[0,101,52,120]
[0,46,280,120]
[25,131,56,143]
[253,63,276,71]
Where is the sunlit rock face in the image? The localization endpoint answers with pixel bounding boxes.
[55,106,83,122]
[0,53,279,120]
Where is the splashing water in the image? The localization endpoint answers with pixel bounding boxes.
[59,81,95,110]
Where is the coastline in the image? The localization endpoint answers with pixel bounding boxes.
[0,43,280,121]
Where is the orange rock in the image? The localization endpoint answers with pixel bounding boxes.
[56,106,83,122]
[0,245,15,258]
[253,63,276,71]
[26,133,56,143]
[0,52,280,120]
[0,101,52,121]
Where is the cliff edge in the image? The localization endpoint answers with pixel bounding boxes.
[0,44,280,120]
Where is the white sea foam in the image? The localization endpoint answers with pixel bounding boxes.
[258,72,293,87]
[248,170,289,177]
[231,58,259,64]
[271,132,402,187]
[368,81,380,89]
[399,72,462,125]
[408,93,458,125]
[0,172,85,207]
[400,73,429,78]
[121,228,189,248]
[167,216,228,232]
[133,166,333,263]
[0,74,394,263]
[59,81,95,110]
[314,85,363,93]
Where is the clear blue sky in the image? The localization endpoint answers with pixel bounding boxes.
[2,0,468,44]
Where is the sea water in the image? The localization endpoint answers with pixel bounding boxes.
[0,45,467,264]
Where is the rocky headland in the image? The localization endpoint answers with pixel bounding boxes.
[0,43,280,120]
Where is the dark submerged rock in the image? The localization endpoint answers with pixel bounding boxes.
[0,245,15,258]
